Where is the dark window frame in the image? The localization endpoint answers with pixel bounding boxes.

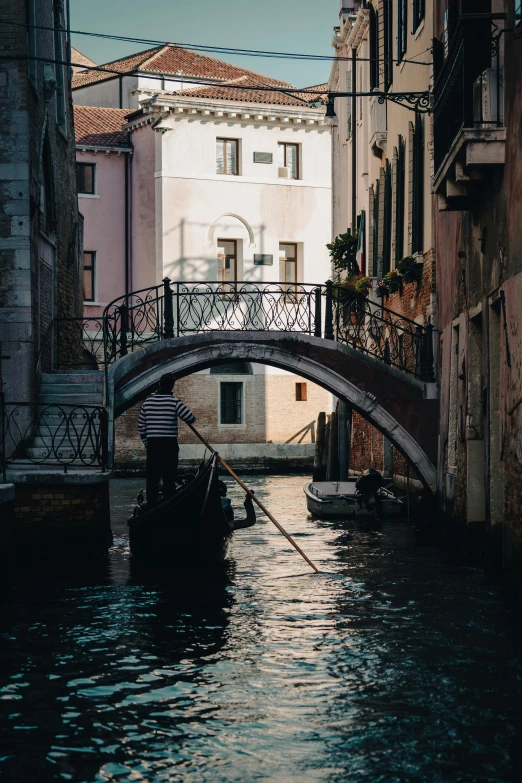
[413,0,425,33]
[382,161,393,277]
[369,5,379,90]
[220,381,243,425]
[516,1,522,23]
[411,114,424,255]
[394,136,406,264]
[77,162,96,194]
[278,142,300,179]
[397,0,408,64]
[295,382,308,402]
[83,251,96,302]
[216,138,239,175]
[53,2,67,131]
[384,0,393,90]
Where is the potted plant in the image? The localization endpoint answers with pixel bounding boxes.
[376,280,389,298]
[384,269,401,293]
[355,276,371,297]
[396,256,419,284]
[327,231,359,276]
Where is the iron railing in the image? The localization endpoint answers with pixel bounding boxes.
[101,279,435,381]
[0,397,108,477]
[433,17,504,176]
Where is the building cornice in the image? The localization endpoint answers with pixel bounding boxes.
[129,95,329,128]
[75,144,133,155]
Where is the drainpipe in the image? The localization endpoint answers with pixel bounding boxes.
[351,47,357,233]
[124,151,130,296]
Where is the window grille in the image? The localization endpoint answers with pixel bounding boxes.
[369,6,379,90]
[397,0,408,63]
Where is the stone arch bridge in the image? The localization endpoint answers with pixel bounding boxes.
[51,280,438,491]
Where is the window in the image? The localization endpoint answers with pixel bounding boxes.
[384,1,393,90]
[382,161,393,277]
[210,362,251,375]
[278,143,299,179]
[217,239,238,287]
[369,5,379,90]
[413,0,425,32]
[397,0,408,63]
[28,0,37,84]
[40,140,55,236]
[220,382,243,424]
[411,114,424,254]
[394,136,405,263]
[77,163,95,194]
[53,3,67,130]
[216,138,238,175]
[83,252,95,302]
[279,243,297,285]
[517,1,522,22]
[295,383,307,402]
[346,70,353,139]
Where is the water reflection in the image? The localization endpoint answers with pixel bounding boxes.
[0,475,521,782]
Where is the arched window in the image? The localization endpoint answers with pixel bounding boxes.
[369,5,379,91]
[210,362,252,375]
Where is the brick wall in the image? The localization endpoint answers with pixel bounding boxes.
[114,372,331,467]
[13,481,111,556]
[0,0,82,402]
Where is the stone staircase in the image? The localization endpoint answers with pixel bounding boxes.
[26,371,105,463]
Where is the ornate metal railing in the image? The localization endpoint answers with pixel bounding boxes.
[101,279,435,381]
[0,399,108,477]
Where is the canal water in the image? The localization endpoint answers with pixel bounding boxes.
[1,475,522,782]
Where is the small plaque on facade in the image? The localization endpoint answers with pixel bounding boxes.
[254,254,273,266]
[253,152,273,164]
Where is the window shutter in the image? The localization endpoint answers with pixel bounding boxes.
[369,186,376,277]
[395,136,405,263]
[408,121,414,254]
[392,147,398,262]
[382,162,393,276]
[377,168,386,279]
[412,114,424,254]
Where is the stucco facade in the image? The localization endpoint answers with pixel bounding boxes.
[72,48,334,466]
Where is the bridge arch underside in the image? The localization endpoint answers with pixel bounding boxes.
[108,333,438,493]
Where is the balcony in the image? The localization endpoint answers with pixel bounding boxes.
[433,17,506,211]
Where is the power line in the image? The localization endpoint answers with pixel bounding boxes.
[0,17,433,67]
[1,54,431,112]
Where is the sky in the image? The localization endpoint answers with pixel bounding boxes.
[70,0,340,88]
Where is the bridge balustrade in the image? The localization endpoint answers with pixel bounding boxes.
[42,280,435,382]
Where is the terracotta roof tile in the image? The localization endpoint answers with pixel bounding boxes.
[71,43,293,90]
[176,76,328,108]
[74,106,130,147]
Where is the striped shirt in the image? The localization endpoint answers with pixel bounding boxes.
[138,393,196,442]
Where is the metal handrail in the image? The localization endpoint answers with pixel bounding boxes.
[0,400,108,474]
[101,280,435,381]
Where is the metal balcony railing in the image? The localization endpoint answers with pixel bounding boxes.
[433,16,504,176]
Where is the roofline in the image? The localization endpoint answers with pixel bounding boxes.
[76,144,133,154]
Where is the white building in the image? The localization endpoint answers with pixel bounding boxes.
[72,45,334,467]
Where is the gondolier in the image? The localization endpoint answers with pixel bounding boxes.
[138,373,196,505]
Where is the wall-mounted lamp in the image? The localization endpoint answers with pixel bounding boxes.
[325,96,337,120]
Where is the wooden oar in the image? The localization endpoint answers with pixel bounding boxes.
[187,422,320,574]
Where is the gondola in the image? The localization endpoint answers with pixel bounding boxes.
[127,453,234,567]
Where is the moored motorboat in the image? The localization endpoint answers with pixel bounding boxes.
[128,453,234,567]
[304,476,404,519]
